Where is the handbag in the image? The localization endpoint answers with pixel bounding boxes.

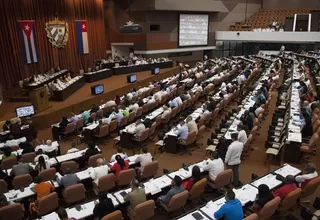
[300,206,314,220]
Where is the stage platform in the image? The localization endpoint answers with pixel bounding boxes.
[1,66,180,130]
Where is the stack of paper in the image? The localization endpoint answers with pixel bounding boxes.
[251,173,282,190]
[275,164,301,177]
[200,198,225,219]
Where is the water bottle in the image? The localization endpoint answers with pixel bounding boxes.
[103,158,107,165]
[42,140,45,145]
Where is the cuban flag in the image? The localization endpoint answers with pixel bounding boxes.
[76,20,89,54]
[18,20,40,64]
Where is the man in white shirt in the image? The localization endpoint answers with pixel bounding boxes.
[238,73,246,85]
[43,140,58,154]
[203,151,224,182]
[147,96,156,105]
[109,108,123,124]
[128,119,146,138]
[186,116,198,133]
[225,133,243,186]
[89,158,109,187]
[237,125,247,144]
[34,149,49,162]
[128,103,139,113]
[176,120,189,143]
[110,147,128,163]
[135,146,152,173]
[295,163,318,187]
[105,99,116,107]
[254,106,264,117]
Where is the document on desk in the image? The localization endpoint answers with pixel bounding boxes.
[151,175,172,189]
[76,169,91,180]
[39,212,60,220]
[233,184,258,205]
[67,201,94,219]
[85,122,99,130]
[144,181,162,195]
[114,188,132,204]
[178,210,210,220]
[200,198,226,219]
[168,168,191,180]
[251,174,282,190]
[128,155,139,162]
[287,132,302,143]
[275,164,301,177]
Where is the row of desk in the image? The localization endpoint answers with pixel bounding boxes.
[83,68,113,82]
[177,164,301,220]
[25,69,70,90]
[112,61,173,75]
[51,77,86,101]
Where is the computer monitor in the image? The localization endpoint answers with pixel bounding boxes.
[127,74,137,83]
[16,105,35,118]
[152,67,160,75]
[91,84,104,95]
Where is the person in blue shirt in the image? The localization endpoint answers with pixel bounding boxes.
[158,175,184,204]
[169,99,178,108]
[214,189,243,220]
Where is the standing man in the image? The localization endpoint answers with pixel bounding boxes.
[225,133,243,187]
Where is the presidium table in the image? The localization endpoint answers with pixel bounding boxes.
[112,61,173,75]
[51,77,85,101]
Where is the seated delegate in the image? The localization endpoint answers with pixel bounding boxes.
[214,189,243,220]
[158,175,184,204]
[124,179,146,212]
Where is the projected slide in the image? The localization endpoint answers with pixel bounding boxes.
[179,14,209,47]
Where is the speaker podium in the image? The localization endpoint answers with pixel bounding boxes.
[29,86,50,112]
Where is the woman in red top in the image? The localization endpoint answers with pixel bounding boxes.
[109,155,129,178]
[181,165,202,191]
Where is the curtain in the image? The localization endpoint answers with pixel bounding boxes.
[0,0,106,91]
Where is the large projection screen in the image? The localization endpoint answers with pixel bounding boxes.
[179,14,209,47]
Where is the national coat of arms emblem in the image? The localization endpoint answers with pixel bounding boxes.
[45,18,69,48]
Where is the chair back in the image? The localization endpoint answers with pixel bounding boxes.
[142,104,149,114]
[136,128,149,142]
[197,117,205,129]
[98,173,116,192]
[148,123,156,137]
[166,190,189,212]
[88,154,103,167]
[134,200,155,220]
[76,118,84,130]
[96,110,103,119]
[257,196,281,220]
[244,213,259,220]
[278,188,302,212]
[0,179,7,194]
[135,107,143,118]
[196,125,206,141]
[21,152,36,163]
[155,115,161,127]
[97,125,109,138]
[61,161,78,174]
[90,113,96,122]
[38,192,59,216]
[10,145,20,151]
[141,161,159,179]
[251,126,258,138]
[128,112,136,123]
[183,130,197,146]
[117,168,135,187]
[1,157,17,169]
[101,210,123,220]
[213,169,232,189]
[63,183,86,204]
[301,176,320,199]
[109,120,118,133]
[0,203,24,220]
[161,112,171,124]
[40,168,57,181]
[309,133,319,146]
[119,116,128,127]
[64,123,75,135]
[188,178,207,201]
[170,108,178,119]
[12,174,33,189]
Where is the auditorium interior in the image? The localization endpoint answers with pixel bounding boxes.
[0,0,320,219]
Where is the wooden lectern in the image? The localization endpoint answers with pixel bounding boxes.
[29,86,50,112]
